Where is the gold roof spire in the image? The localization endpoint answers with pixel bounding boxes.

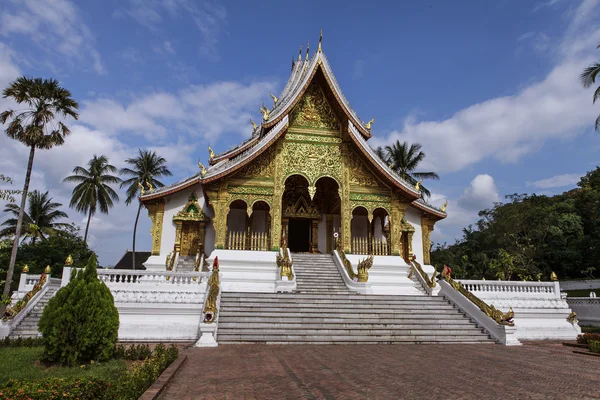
[306,41,310,61]
[318,28,323,52]
[298,44,302,61]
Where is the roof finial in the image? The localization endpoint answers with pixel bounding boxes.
[366,118,374,129]
[306,41,310,61]
[298,44,302,61]
[441,200,448,212]
[250,119,257,131]
[270,93,278,107]
[318,28,323,52]
[291,56,295,71]
[198,160,207,176]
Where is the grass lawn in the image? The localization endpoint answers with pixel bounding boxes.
[0,347,127,385]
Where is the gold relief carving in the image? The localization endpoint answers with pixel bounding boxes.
[271,141,285,250]
[348,153,380,187]
[234,146,276,180]
[213,182,229,249]
[421,215,435,265]
[341,143,351,252]
[146,200,165,256]
[228,186,274,197]
[281,141,342,186]
[285,132,341,143]
[290,81,340,130]
[390,199,409,256]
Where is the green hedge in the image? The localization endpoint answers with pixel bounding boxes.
[589,340,600,354]
[0,344,179,400]
[0,377,111,400]
[576,333,600,344]
[0,337,43,348]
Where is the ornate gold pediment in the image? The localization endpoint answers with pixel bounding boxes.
[284,196,320,219]
[401,218,415,232]
[290,81,340,131]
[173,192,208,222]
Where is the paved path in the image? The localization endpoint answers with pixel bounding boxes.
[160,342,598,400]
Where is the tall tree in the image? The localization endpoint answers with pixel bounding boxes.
[1,190,72,243]
[0,175,20,202]
[63,155,121,244]
[580,44,600,130]
[383,141,439,198]
[119,149,172,269]
[1,77,78,302]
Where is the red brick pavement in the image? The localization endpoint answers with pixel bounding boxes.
[159,342,599,400]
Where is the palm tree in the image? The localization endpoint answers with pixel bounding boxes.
[63,155,121,244]
[1,190,71,243]
[119,149,172,269]
[1,77,78,301]
[383,141,439,198]
[580,45,600,131]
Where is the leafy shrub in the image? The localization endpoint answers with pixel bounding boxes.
[38,255,119,366]
[576,333,600,344]
[114,343,152,361]
[0,336,43,348]
[0,377,112,400]
[115,344,179,400]
[589,340,600,354]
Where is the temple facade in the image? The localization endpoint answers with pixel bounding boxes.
[139,38,446,272]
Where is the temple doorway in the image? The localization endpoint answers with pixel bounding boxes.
[288,218,311,252]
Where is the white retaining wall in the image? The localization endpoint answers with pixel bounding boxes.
[567,297,600,327]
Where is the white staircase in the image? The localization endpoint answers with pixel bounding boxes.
[177,255,196,272]
[218,254,494,344]
[9,283,60,339]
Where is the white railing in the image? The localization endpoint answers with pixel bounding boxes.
[458,280,560,298]
[96,269,208,285]
[351,237,390,255]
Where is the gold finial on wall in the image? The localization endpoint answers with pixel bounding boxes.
[198,161,207,176]
[318,28,323,52]
[65,254,73,266]
[208,146,215,162]
[441,200,448,212]
[366,118,374,129]
[22,264,29,273]
[250,119,257,130]
[44,265,51,274]
[551,271,558,281]
[415,179,423,191]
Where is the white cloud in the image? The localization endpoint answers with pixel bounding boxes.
[458,174,501,211]
[527,173,581,189]
[80,81,277,141]
[371,0,600,174]
[0,0,105,74]
[154,40,176,55]
[118,0,226,59]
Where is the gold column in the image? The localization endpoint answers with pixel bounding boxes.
[146,200,165,256]
[340,143,351,252]
[421,215,435,264]
[311,219,319,253]
[270,142,284,251]
[198,221,207,255]
[174,221,183,253]
[213,182,229,249]
[390,198,408,256]
[326,214,333,253]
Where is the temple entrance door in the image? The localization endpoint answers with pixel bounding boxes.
[180,221,201,256]
[402,232,410,262]
[288,218,311,253]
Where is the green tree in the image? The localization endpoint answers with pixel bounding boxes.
[381,141,439,198]
[1,77,79,304]
[580,45,600,130]
[63,155,122,244]
[119,149,172,269]
[38,255,119,366]
[1,190,72,243]
[0,175,20,202]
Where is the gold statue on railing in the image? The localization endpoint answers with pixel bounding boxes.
[276,248,294,280]
[357,255,374,282]
[204,257,220,323]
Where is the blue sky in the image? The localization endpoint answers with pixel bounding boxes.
[1,0,600,265]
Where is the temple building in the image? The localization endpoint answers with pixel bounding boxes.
[139,35,446,274]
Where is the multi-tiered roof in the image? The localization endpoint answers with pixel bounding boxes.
[140,34,446,220]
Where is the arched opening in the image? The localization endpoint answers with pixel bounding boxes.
[351,206,369,254]
[226,199,248,250]
[372,208,390,255]
[313,176,341,253]
[249,201,271,251]
[281,174,317,252]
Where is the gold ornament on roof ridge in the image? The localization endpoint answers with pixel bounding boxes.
[305,41,310,61]
[415,179,422,191]
[138,181,145,195]
[318,28,323,52]
[270,93,278,106]
[145,179,153,191]
[250,119,257,130]
[298,44,302,61]
[259,103,270,121]
[366,118,374,129]
[441,200,448,212]
[208,146,215,162]
[198,161,207,176]
[65,254,73,266]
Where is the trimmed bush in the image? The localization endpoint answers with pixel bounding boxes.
[0,377,112,400]
[38,255,119,366]
[589,340,600,354]
[576,333,600,344]
[114,343,152,361]
[116,344,179,400]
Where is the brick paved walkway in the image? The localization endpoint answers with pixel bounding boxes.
[159,342,598,400]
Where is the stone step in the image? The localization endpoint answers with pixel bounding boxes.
[220,303,457,310]
[220,297,449,305]
[221,293,437,301]
[219,322,475,329]
[218,316,474,324]
[220,311,465,318]
[218,329,485,336]
[218,335,492,343]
